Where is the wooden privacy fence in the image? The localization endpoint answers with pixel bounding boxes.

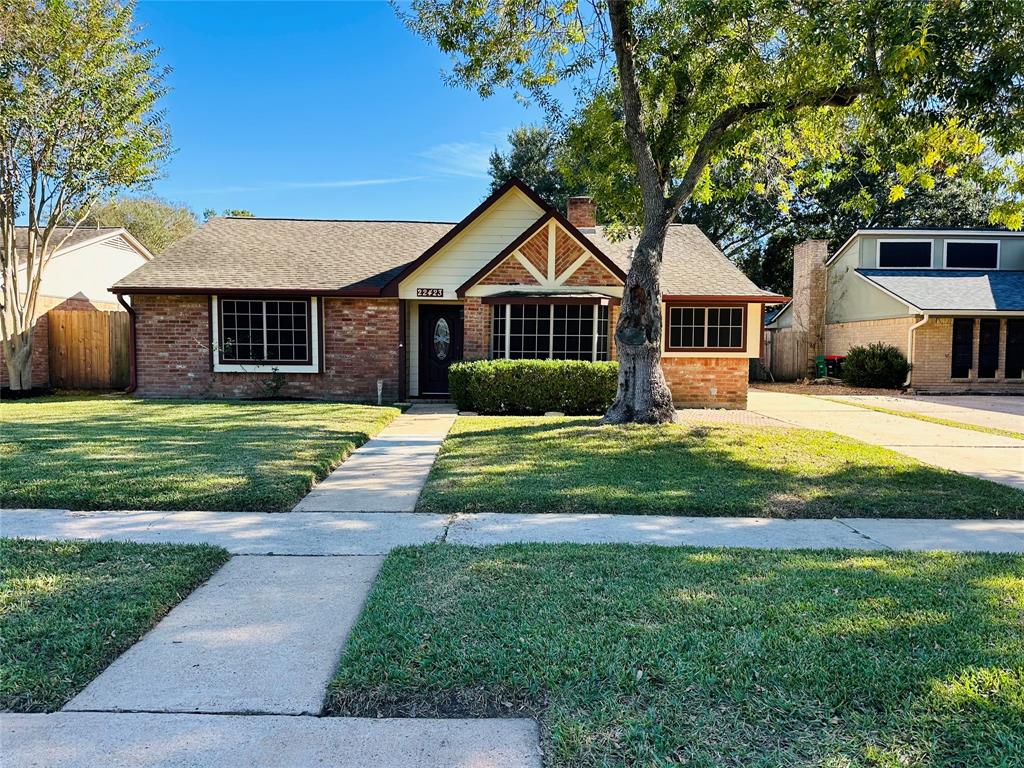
[761,327,809,381]
[47,309,130,389]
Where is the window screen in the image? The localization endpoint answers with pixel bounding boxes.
[1006,319,1024,379]
[978,319,1000,378]
[667,306,744,350]
[220,297,311,364]
[945,241,998,269]
[950,318,974,378]
[878,241,932,268]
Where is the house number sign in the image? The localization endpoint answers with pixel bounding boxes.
[416,288,444,297]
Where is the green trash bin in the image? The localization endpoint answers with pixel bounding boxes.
[814,355,827,378]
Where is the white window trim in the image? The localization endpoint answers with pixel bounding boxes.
[876,239,934,269]
[494,303,608,362]
[211,295,321,374]
[942,239,1000,270]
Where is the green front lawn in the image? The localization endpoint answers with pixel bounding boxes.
[0,538,228,711]
[0,396,398,511]
[329,543,1024,768]
[417,416,1024,518]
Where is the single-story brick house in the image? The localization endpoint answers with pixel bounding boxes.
[112,178,783,407]
[765,230,1024,392]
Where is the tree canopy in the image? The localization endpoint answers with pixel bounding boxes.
[488,125,583,212]
[1,0,169,389]
[402,0,1024,422]
[79,196,197,255]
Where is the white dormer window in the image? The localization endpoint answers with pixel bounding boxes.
[943,240,999,270]
[877,240,933,268]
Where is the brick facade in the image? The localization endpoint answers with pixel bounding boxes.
[824,317,916,357]
[463,297,490,360]
[562,257,619,286]
[661,356,748,409]
[911,316,1023,393]
[790,239,828,376]
[478,256,540,286]
[132,294,400,401]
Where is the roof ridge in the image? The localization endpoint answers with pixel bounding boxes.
[221,216,457,224]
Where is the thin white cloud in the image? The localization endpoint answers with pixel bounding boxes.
[173,176,424,195]
[418,141,494,179]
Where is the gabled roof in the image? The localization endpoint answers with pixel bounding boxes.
[112,218,455,295]
[15,226,152,262]
[856,269,1024,312]
[111,177,778,300]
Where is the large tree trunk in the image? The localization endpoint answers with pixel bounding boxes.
[603,221,676,424]
[2,330,34,391]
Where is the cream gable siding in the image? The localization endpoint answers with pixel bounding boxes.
[826,243,913,323]
[15,235,148,306]
[397,187,544,300]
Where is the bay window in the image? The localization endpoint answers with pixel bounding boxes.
[490,302,610,362]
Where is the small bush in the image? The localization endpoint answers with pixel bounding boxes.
[448,359,618,415]
[841,342,910,388]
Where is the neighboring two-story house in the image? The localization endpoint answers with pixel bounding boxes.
[766,230,1024,392]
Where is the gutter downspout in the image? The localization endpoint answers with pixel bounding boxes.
[904,313,929,388]
[116,294,138,393]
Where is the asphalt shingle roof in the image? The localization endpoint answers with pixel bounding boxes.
[14,226,124,256]
[112,215,779,299]
[857,269,1024,311]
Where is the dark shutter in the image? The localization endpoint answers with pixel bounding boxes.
[1006,319,1024,379]
[977,319,1000,379]
[950,319,974,378]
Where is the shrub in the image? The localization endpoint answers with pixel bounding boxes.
[448,359,618,415]
[841,342,910,388]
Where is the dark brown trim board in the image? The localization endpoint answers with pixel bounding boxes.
[662,294,788,303]
[480,294,617,306]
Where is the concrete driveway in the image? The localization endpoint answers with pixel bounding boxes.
[748,390,1024,490]
[829,393,1024,434]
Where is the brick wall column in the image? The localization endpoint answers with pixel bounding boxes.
[791,239,829,376]
[463,297,490,360]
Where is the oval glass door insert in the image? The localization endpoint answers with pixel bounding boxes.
[433,317,450,360]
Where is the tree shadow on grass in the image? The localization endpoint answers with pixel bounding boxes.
[420,418,1024,518]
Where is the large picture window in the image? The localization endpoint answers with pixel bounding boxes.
[944,240,999,270]
[666,305,745,351]
[877,240,932,268]
[490,303,610,362]
[213,296,318,372]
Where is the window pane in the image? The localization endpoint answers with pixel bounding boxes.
[491,305,506,358]
[1007,319,1024,379]
[946,241,998,269]
[220,297,310,364]
[878,241,931,268]
[978,319,999,378]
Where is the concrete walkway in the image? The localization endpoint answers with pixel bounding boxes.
[3,713,541,768]
[5,508,1023,553]
[748,390,1024,489]
[67,556,381,715]
[293,404,457,512]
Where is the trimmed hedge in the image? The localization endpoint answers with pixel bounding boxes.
[841,342,911,388]
[448,359,618,415]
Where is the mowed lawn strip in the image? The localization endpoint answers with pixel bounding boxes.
[0,538,229,712]
[417,416,1024,518]
[328,543,1024,768]
[0,396,398,511]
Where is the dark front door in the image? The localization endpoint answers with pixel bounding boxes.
[419,305,463,395]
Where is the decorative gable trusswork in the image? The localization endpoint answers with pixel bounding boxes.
[459,216,624,295]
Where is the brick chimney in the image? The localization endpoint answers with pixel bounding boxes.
[791,239,829,377]
[567,196,597,228]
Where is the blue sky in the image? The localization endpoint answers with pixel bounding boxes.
[138,1,548,222]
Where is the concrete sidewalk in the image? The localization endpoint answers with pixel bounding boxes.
[2,712,541,768]
[828,394,1024,434]
[0,509,447,555]
[67,556,382,715]
[5,508,1023,553]
[293,404,457,512]
[748,390,1024,489]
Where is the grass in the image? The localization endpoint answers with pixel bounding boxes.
[328,543,1024,768]
[0,395,398,511]
[0,538,228,711]
[417,416,1024,518]
[826,398,1024,441]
